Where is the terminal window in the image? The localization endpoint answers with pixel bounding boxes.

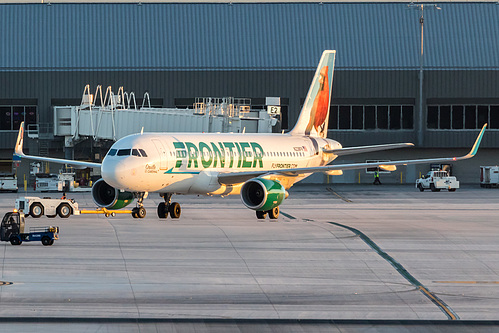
[329,105,414,130]
[427,104,498,129]
[0,105,37,131]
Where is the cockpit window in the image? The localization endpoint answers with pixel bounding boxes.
[139,149,148,157]
[132,149,141,157]
[107,149,117,156]
[117,149,131,156]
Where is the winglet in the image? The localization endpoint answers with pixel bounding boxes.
[463,123,487,159]
[14,121,25,156]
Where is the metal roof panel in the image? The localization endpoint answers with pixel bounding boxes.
[0,3,497,70]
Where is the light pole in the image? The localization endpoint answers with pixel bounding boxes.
[408,3,440,146]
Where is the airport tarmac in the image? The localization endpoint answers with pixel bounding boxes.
[0,184,498,331]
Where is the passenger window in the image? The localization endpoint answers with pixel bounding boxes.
[139,149,148,157]
[107,149,117,156]
[132,149,141,157]
[117,149,131,156]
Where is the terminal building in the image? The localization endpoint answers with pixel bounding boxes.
[0,1,498,184]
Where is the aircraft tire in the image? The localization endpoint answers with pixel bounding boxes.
[169,202,181,219]
[268,207,279,220]
[256,211,267,219]
[137,207,146,219]
[131,208,138,218]
[157,202,168,219]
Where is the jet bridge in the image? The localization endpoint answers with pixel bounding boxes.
[54,85,279,148]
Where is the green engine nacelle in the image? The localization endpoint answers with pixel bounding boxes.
[92,179,134,209]
[241,178,285,211]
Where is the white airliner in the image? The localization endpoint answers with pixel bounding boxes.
[15,50,486,219]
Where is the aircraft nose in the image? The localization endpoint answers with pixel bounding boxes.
[102,158,128,189]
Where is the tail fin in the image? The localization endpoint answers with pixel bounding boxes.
[290,50,336,138]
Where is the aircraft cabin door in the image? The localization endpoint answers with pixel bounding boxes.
[152,139,168,170]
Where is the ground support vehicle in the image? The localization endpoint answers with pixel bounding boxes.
[0,211,59,246]
[416,170,459,192]
[0,174,18,192]
[35,172,75,192]
[15,196,80,218]
[480,166,499,188]
[79,208,132,217]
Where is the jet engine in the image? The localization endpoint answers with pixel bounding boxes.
[92,178,134,209]
[240,178,286,211]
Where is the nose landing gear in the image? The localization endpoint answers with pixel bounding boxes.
[131,206,146,218]
[131,192,148,218]
[157,193,181,219]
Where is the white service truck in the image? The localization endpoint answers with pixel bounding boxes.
[15,196,80,218]
[0,174,18,192]
[35,172,74,192]
[416,170,459,192]
[480,166,499,188]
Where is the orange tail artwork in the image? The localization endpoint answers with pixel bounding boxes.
[305,65,330,136]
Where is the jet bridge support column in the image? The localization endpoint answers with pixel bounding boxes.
[64,136,74,160]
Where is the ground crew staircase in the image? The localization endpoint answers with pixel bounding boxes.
[39,140,49,157]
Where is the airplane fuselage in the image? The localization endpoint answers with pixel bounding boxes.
[102,133,342,195]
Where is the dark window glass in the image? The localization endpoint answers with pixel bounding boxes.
[389,106,401,129]
[25,106,37,125]
[364,106,376,130]
[402,106,413,129]
[477,105,488,128]
[117,149,131,156]
[440,105,451,129]
[338,106,351,129]
[352,106,363,129]
[107,149,117,156]
[490,106,499,129]
[452,105,464,129]
[281,107,288,130]
[139,149,148,157]
[0,106,11,130]
[132,149,141,157]
[377,106,388,129]
[329,105,338,129]
[465,105,476,129]
[427,106,438,129]
[13,106,24,130]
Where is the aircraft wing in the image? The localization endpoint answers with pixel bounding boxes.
[14,122,101,169]
[324,143,414,156]
[218,124,486,185]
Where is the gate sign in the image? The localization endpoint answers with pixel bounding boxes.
[12,153,21,167]
[267,105,281,115]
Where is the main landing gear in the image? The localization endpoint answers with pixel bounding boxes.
[157,193,181,219]
[131,192,147,219]
[256,206,279,220]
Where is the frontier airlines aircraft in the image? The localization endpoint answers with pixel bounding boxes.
[15,51,486,219]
